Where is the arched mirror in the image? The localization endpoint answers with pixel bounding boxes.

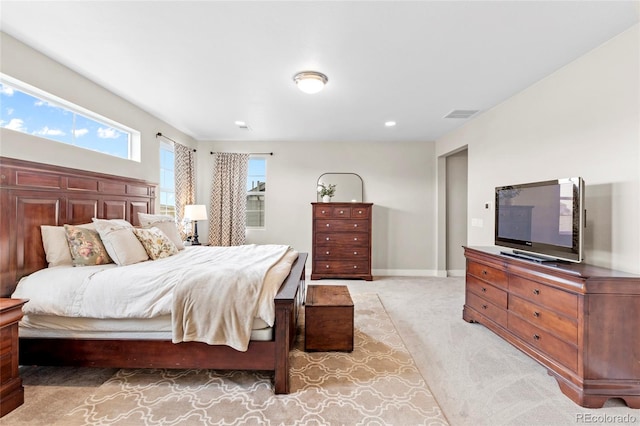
[317,173,364,202]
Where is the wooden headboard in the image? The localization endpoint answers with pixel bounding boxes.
[0,157,157,297]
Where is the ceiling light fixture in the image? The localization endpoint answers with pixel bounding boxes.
[385,121,397,127]
[293,71,328,94]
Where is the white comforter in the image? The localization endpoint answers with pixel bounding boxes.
[12,244,294,351]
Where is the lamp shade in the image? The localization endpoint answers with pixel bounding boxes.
[184,204,208,221]
[293,71,328,94]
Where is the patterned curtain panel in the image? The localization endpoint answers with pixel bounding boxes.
[174,143,196,240]
[208,152,249,246]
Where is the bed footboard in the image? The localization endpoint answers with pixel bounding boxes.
[19,253,308,394]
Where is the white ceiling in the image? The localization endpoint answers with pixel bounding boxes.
[0,1,638,143]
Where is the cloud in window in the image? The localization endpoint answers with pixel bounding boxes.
[35,126,66,136]
[3,118,26,132]
[0,85,14,96]
[74,128,89,137]
[98,127,119,139]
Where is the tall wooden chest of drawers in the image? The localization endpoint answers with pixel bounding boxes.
[311,202,373,281]
[463,246,640,409]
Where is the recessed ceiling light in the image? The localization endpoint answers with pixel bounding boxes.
[235,121,250,129]
[385,121,396,127]
[293,71,328,94]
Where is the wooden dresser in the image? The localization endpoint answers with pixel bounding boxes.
[1,298,27,417]
[463,246,640,409]
[311,202,373,281]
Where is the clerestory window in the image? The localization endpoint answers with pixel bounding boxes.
[0,74,139,161]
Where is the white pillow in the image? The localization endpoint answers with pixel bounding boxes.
[137,213,185,250]
[41,223,95,267]
[92,218,149,266]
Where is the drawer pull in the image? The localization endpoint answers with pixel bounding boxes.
[339,210,344,214]
[354,251,358,255]
[353,265,358,269]
[533,289,540,295]
[354,237,358,241]
[325,251,330,255]
[481,287,487,293]
[354,224,358,228]
[326,237,330,241]
[326,223,330,227]
[533,311,540,318]
[481,304,488,310]
[482,270,488,275]
[358,210,362,214]
[533,334,540,341]
[325,265,330,269]
[321,210,326,214]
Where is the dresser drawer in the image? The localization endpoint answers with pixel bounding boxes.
[351,206,370,219]
[508,312,577,372]
[316,219,369,233]
[314,260,369,275]
[314,206,333,218]
[465,290,507,328]
[509,275,578,319]
[467,274,507,309]
[316,232,369,246]
[315,246,368,260]
[467,261,508,289]
[331,207,351,218]
[509,295,578,344]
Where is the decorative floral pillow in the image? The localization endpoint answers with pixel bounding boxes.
[137,213,185,250]
[64,224,113,266]
[133,227,179,260]
[41,223,95,267]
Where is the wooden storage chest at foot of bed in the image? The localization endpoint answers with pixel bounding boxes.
[305,285,354,352]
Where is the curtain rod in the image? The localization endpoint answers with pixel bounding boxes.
[209,151,274,156]
[156,132,196,152]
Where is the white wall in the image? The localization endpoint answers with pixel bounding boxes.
[0,32,197,186]
[197,140,438,275]
[436,25,640,274]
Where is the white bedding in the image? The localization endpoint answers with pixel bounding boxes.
[12,244,297,351]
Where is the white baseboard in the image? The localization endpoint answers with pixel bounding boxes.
[306,269,463,279]
[372,269,440,277]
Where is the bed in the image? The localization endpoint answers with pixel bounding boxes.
[0,157,307,394]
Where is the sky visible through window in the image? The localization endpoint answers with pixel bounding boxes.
[0,81,131,159]
[247,157,266,192]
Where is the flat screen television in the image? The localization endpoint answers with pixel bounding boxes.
[495,177,585,263]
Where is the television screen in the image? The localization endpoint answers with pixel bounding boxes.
[495,177,584,263]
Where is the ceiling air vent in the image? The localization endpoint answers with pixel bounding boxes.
[444,110,479,119]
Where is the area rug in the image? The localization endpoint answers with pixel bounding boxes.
[40,293,448,425]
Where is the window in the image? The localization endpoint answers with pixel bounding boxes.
[246,156,266,228]
[159,141,176,217]
[0,74,139,161]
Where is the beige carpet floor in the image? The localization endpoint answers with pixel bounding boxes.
[1,292,447,426]
[3,276,638,425]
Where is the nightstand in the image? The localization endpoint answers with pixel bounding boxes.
[1,298,27,417]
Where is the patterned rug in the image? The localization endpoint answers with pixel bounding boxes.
[54,293,448,425]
